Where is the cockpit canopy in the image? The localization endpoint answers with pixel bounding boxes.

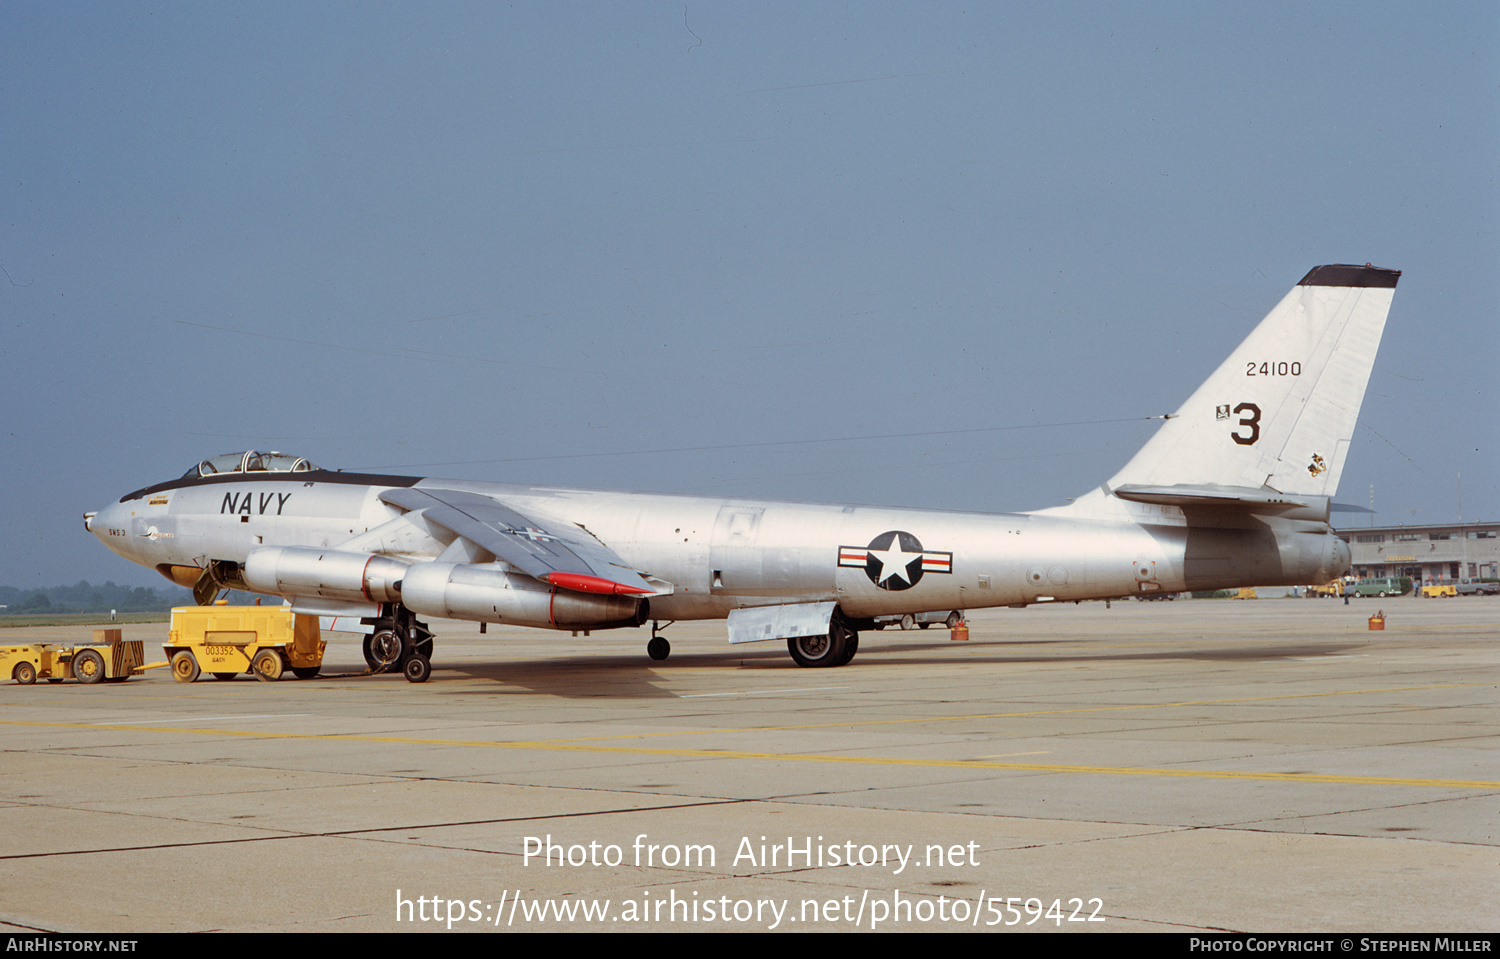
[181,451,320,479]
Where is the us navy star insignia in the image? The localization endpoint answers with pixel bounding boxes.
[510,526,557,542]
[838,531,953,591]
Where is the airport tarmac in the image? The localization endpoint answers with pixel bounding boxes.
[2,596,1496,933]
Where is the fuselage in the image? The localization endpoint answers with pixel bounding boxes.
[88,467,1349,625]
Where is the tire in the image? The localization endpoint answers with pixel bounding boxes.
[367,629,403,673]
[170,651,201,683]
[918,622,931,629]
[252,650,284,682]
[787,621,854,668]
[403,654,430,683]
[14,662,36,685]
[647,636,670,661]
[945,611,962,629]
[830,630,860,667]
[73,649,106,685]
[899,614,915,631]
[291,666,320,680]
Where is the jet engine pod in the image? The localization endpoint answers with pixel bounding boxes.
[243,546,409,603]
[400,562,646,630]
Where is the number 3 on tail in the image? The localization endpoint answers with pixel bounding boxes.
[1231,403,1260,445]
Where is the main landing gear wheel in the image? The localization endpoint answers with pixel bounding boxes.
[73,648,106,684]
[647,636,670,661]
[403,654,431,683]
[787,620,858,668]
[171,651,201,684]
[831,630,859,667]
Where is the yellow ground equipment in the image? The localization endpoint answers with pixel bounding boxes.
[165,606,325,683]
[3,629,148,685]
[1420,583,1457,599]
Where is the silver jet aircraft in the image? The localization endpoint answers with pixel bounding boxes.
[86,265,1399,679]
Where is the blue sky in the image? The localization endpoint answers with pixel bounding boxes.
[2,2,1495,588]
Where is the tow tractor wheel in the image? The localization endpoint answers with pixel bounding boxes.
[14,662,36,685]
[403,654,430,683]
[74,648,106,685]
[252,650,284,682]
[171,651,201,683]
[647,636,670,661]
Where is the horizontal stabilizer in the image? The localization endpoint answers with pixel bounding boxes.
[1113,483,1328,520]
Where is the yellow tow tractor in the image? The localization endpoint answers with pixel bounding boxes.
[2,629,149,685]
[1303,581,1343,599]
[165,605,325,683]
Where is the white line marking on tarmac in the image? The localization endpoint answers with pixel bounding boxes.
[680,686,850,698]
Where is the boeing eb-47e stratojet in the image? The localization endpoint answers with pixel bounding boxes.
[86,265,1399,678]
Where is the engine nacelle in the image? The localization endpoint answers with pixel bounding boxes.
[243,547,409,603]
[400,562,646,630]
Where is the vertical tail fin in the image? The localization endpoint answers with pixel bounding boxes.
[1108,264,1399,498]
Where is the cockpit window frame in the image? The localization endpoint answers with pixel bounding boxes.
[183,451,320,479]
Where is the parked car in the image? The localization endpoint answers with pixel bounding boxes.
[873,610,964,630]
[1349,577,1410,598]
[1455,579,1500,596]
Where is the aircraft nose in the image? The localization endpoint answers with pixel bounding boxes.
[87,501,130,551]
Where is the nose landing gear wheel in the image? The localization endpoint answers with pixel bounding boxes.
[366,629,403,673]
[647,636,670,661]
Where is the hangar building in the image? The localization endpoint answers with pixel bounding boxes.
[1337,521,1500,585]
